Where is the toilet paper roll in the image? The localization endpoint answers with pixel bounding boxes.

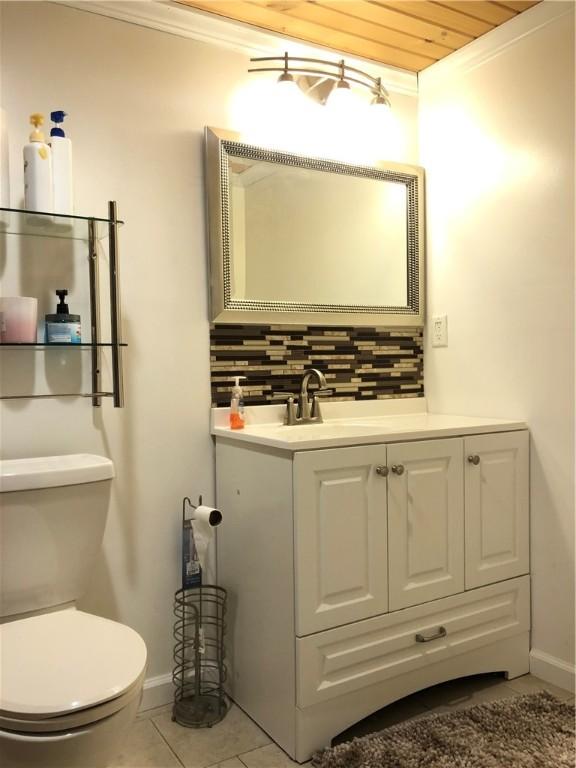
[193,505,222,571]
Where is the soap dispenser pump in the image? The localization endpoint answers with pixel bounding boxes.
[45,289,81,344]
[230,376,247,430]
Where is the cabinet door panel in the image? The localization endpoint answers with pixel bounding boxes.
[388,439,464,610]
[465,431,529,589]
[294,446,388,636]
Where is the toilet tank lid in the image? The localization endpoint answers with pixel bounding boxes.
[0,454,115,492]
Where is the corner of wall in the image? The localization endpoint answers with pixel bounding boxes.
[529,649,575,694]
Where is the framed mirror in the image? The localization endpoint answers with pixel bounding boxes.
[205,127,424,326]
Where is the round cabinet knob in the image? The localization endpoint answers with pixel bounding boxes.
[375,465,389,477]
[391,464,405,475]
[467,455,480,465]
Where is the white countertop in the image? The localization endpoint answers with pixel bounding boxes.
[211,399,527,451]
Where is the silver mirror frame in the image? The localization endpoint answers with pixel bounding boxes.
[205,126,425,327]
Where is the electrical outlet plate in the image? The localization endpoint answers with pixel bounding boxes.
[431,315,448,347]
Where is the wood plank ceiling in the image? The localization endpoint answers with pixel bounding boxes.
[175,0,541,72]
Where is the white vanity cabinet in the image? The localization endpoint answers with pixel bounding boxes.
[215,421,530,763]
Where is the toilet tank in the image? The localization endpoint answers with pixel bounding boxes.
[0,454,114,619]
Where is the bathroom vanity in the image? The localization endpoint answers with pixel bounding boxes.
[213,401,530,762]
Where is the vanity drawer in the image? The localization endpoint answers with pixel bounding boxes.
[296,576,529,708]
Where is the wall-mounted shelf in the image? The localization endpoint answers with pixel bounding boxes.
[1,392,116,401]
[0,206,124,240]
[0,342,128,349]
[0,202,125,407]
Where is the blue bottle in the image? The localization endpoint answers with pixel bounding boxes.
[45,289,81,344]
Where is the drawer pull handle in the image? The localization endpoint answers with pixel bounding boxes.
[375,465,389,477]
[391,464,405,475]
[415,626,447,643]
[467,455,480,465]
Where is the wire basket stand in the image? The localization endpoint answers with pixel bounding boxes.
[172,498,229,728]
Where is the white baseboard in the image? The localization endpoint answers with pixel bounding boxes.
[530,649,575,693]
[139,672,174,712]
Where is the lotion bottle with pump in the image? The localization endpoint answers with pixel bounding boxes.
[50,110,73,215]
[23,113,52,212]
[45,289,81,344]
[230,376,247,430]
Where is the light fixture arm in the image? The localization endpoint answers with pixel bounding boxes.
[249,52,391,105]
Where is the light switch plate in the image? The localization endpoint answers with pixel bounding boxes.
[431,315,448,347]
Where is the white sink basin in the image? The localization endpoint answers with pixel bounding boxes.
[248,421,391,443]
[346,414,429,429]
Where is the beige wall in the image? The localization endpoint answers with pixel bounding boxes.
[419,2,575,685]
[0,1,419,700]
[0,0,243,691]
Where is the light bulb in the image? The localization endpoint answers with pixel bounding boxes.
[269,72,313,153]
[326,80,353,112]
[370,99,392,129]
[276,75,302,101]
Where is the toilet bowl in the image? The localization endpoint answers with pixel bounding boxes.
[0,455,148,767]
[0,611,147,767]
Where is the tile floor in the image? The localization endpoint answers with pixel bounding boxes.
[112,674,574,768]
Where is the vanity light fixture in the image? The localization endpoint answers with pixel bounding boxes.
[248,52,391,112]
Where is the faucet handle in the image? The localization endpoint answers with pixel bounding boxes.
[310,389,334,423]
[272,392,298,425]
[271,392,296,401]
[309,390,333,421]
[313,389,334,398]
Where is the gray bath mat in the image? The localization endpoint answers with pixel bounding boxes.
[312,692,575,768]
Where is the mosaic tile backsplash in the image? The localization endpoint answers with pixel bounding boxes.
[210,324,424,407]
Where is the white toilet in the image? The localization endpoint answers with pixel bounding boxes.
[0,454,147,768]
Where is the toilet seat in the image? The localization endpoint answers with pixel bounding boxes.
[0,610,147,732]
[0,673,145,733]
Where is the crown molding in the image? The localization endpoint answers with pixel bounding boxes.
[419,0,574,89]
[53,1,417,96]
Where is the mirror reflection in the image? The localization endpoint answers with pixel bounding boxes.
[229,158,408,306]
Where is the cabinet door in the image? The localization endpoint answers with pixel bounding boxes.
[465,431,529,589]
[294,445,388,636]
[388,438,464,611]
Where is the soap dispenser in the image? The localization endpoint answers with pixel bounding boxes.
[230,376,247,430]
[45,289,81,344]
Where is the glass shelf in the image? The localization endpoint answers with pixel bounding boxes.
[0,207,124,241]
[0,392,115,401]
[0,342,127,349]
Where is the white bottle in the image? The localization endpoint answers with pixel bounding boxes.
[50,110,73,215]
[0,107,10,229]
[0,107,9,208]
[23,113,52,212]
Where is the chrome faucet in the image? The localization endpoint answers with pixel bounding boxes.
[299,368,328,421]
[274,368,333,425]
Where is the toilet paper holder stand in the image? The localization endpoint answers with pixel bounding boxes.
[173,494,229,728]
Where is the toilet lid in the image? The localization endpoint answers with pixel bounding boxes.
[0,610,147,717]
